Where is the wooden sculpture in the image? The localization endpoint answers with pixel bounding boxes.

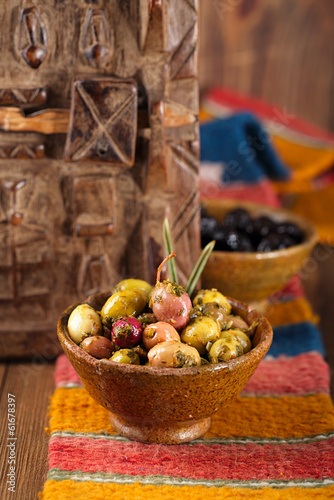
[0,0,200,358]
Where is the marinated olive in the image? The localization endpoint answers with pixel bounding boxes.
[68,304,102,344]
[150,253,192,330]
[224,315,249,332]
[80,336,115,359]
[220,329,252,354]
[200,302,227,330]
[102,325,112,340]
[101,289,147,328]
[111,317,143,348]
[188,305,203,322]
[181,316,221,356]
[193,289,232,314]
[143,321,180,350]
[110,349,140,365]
[132,345,148,364]
[148,340,201,368]
[137,312,157,328]
[208,336,243,363]
[113,279,152,301]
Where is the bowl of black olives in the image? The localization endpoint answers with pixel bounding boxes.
[57,251,273,445]
[201,200,318,302]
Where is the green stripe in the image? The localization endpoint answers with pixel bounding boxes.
[47,469,334,489]
[50,430,334,446]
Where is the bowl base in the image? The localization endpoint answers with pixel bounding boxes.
[109,412,211,445]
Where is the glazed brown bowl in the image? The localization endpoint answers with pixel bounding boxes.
[202,199,318,302]
[57,291,273,445]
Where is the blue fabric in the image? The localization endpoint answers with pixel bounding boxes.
[200,113,290,184]
[267,322,325,357]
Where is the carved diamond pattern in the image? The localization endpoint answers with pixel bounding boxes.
[64,78,138,166]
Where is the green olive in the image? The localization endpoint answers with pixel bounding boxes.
[110,349,140,365]
[193,289,231,314]
[67,304,102,344]
[148,340,201,368]
[181,316,220,356]
[221,329,252,354]
[101,289,147,328]
[208,336,244,363]
[113,279,152,301]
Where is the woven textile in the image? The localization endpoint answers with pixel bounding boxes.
[40,277,334,499]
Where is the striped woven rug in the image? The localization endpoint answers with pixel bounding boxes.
[40,276,334,499]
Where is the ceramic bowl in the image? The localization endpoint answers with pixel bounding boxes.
[57,291,273,445]
[202,200,318,302]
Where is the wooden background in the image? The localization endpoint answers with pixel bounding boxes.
[199,0,334,131]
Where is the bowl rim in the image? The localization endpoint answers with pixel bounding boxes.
[57,294,273,377]
[201,199,318,258]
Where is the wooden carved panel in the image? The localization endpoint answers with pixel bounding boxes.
[0,176,51,307]
[0,88,47,108]
[81,8,114,68]
[0,0,200,358]
[18,6,48,69]
[164,0,198,80]
[0,144,44,159]
[72,176,114,237]
[64,78,138,165]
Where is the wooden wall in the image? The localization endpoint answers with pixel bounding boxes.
[199,0,334,131]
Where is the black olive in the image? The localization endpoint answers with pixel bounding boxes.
[201,216,219,247]
[223,208,251,231]
[225,229,242,251]
[201,216,219,235]
[252,216,276,237]
[238,236,254,252]
[276,222,304,244]
[212,227,229,251]
[257,233,295,252]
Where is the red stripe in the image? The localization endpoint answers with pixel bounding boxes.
[200,179,280,208]
[204,87,334,144]
[49,436,334,481]
[54,354,82,387]
[271,275,304,300]
[243,353,330,396]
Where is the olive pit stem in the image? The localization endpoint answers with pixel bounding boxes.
[156,251,176,283]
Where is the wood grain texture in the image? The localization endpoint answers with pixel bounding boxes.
[0,0,200,358]
[0,362,55,500]
[199,0,334,131]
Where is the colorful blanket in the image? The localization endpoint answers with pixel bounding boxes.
[40,90,334,499]
[40,281,334,499]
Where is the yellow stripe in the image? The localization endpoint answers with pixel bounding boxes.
[265,298,318,327]
[47,388,334,439]
[40,481,334,500]
[207,394,334,438]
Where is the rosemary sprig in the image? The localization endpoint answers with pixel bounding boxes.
[163,218,178,284]
[185,240,216,297]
